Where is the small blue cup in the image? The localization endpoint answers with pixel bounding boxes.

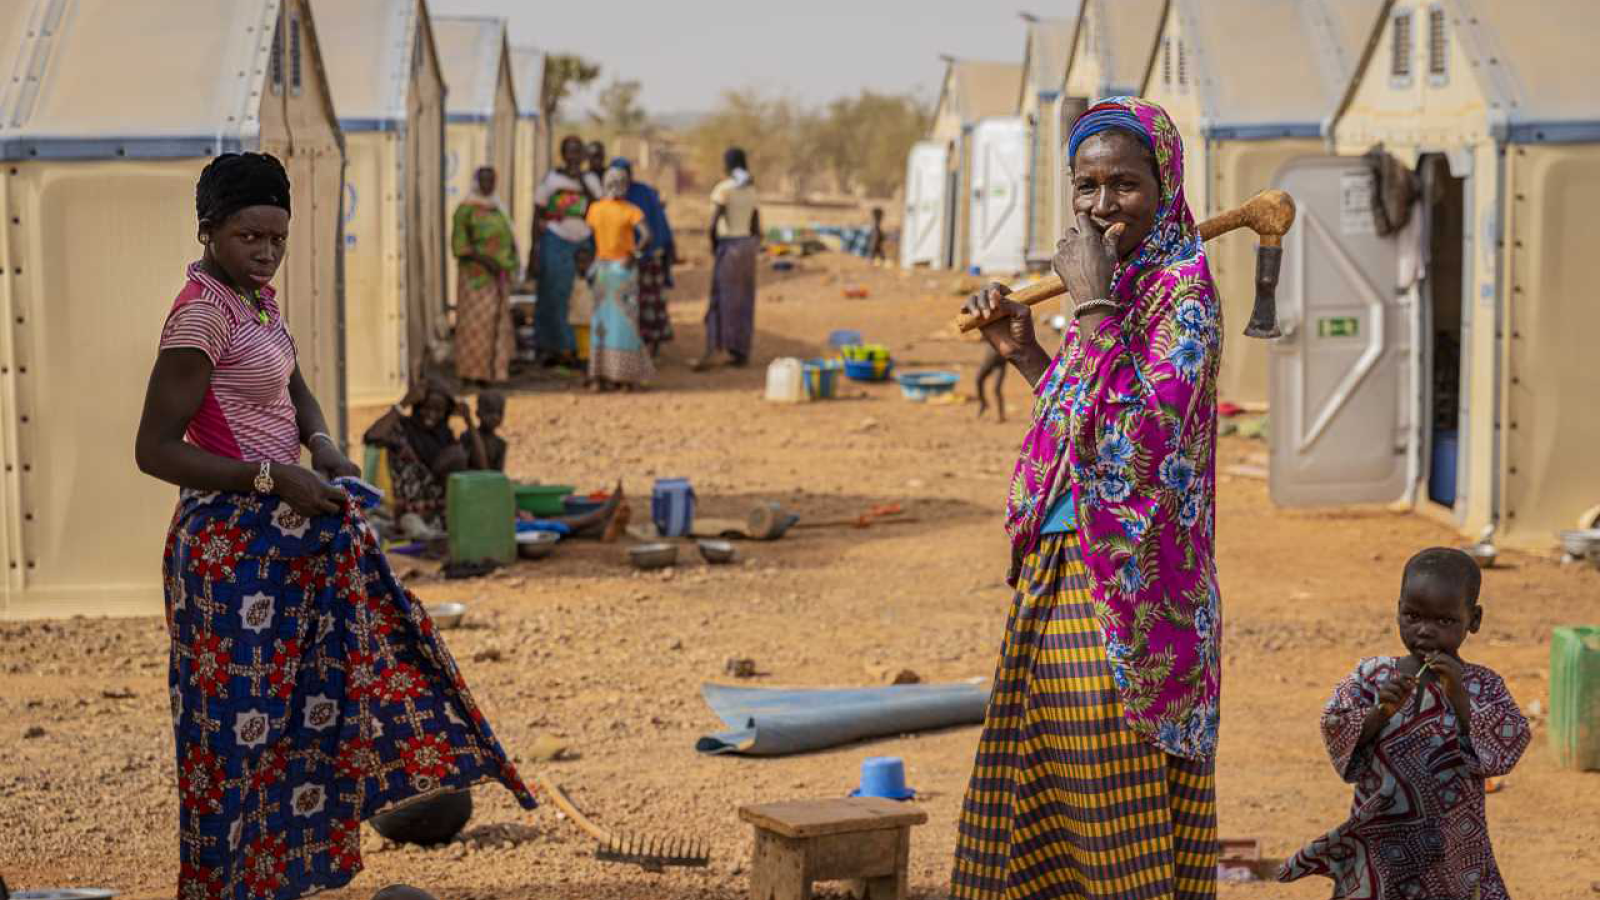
[849,756,915,800]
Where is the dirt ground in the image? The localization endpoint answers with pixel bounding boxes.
[3,252,1597,899]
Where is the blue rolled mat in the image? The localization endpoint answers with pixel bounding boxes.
[695,681,989,756]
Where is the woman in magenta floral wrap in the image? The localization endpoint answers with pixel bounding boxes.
[951,98,1223,899]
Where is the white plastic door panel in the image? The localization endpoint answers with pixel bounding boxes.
[968,117,1028,274]
[900,142,948,267]
[1268,157,1412,506]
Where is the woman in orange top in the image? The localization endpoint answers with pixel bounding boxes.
[583,167,656,391]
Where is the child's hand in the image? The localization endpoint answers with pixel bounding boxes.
[1425,653,1474,724]
[1425,652,1464,693]
[1375,674,1416,718]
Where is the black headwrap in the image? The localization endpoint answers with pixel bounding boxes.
[196,152,292,224]
[723,147,748,172]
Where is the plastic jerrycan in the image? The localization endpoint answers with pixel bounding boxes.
[1549,625,1600,771]
[764,357,808,403]
[446,471,516,566]
[651,478,697,537]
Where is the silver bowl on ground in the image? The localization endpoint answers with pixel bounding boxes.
[425,602,467,629]
[629,542,678,570]
[516,530,560,560]
[1462,542,1498,569]
[1557,529,1600,559]
[697,539,737,564]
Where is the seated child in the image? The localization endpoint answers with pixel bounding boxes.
[460,390,507,472]
[1278,547,1531,900]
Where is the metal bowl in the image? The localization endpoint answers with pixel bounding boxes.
[425,602,467,629]
[629,542,679,570]
[1462,542,1498,569]
[516,530,560,560]
[697,539,737,564]
[1557,529,1600,558]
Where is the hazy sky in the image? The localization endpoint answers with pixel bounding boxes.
[429,0,1033,116]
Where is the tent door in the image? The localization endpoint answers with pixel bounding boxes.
[969,120,1027,274]
[1418,154,1468,511]
[1268,156,1411,506]
[901,144,947,268]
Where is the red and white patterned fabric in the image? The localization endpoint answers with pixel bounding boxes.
[159,263,300,464]
[1279,656,1531,899]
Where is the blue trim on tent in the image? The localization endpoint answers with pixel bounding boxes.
[1203,123,1322,141]
[1506,120,1600,144]
[338,118,404,134]
[446,113,492,125]
[0,135,246,162]
[1036,90,1061,101]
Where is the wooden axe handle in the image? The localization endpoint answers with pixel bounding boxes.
[952,189,1296,333]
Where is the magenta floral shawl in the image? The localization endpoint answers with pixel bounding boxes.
[1004,97,1222,759]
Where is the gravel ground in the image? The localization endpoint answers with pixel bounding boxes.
[3,254,1597,900]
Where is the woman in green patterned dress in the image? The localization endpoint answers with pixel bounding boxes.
[451,166,519,387]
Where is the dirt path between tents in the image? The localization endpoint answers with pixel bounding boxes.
[4,254,1597,899]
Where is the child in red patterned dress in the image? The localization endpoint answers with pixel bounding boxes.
[1279,547,1531,899]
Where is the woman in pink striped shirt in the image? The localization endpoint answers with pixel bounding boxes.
[135,153,532,900]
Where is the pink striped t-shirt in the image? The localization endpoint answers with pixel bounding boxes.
[158,263,301,464]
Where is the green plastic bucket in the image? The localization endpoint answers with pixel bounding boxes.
[1550,625,1600,771]
[447,471,516,566]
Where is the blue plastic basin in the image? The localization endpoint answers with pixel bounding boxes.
[895,371,960,401]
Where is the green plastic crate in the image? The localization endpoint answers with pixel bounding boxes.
[446,471,516,566]
[1549,625,1600,771]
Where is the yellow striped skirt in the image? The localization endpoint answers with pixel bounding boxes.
[951,533,1218,899]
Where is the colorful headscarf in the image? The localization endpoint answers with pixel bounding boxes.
[1005,97,1224,760]
[1066,103,1151,160]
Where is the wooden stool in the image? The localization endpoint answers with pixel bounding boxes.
[739,798,927,900]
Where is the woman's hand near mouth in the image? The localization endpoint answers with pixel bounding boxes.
[1055,212,1126,332]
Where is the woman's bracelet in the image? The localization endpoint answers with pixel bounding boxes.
[1073,298,1123,320]
[307,431,338,450]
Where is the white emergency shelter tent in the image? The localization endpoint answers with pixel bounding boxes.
[1274,0,1600,550]
[0,0,346,619]
[968,117,1031,275]
[928,59,1023,272]
[1141,0,1382,406]
[434,16,517,306]
[1017,13,1078,267]
[510,46,548,251]
[899,141,949,267]
[315,0,447,406]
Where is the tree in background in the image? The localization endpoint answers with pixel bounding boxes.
[813,91,931,197]
[685,88,928,199]
[591,79,650,135]
[685,89,819,196]
[541,54,601,123]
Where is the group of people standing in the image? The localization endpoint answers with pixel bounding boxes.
[450,136,763,391]
[448,136,677,392]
